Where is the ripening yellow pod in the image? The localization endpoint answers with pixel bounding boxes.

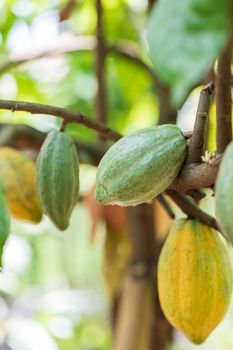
[158,219,233,344]
[0,147,42,223]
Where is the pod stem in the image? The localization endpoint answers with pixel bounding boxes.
[60,119,68,132]
[156,194,175,219]
[166,190,230,242]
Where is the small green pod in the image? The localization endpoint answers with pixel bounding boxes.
[36,130,79,230]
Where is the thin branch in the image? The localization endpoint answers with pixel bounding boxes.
[185,82,214,164]
[166,190,229,241]
[0,99,122,141]
[59,0,77,22]
[95,0,108,133]
[216,37,233,153]
[156,194,175,219]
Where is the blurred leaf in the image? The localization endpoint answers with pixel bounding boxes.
[147,0,230,105]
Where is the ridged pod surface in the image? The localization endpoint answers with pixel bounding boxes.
[0,147,42,223]
[215,142,233,243]
[36,130,79,230]
[0,181,10,267]
[95,124,187,206]
[158,219,232,344]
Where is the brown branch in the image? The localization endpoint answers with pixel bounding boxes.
[156,194,175,219]
[166,190,229,242]
[185,82,214,164]
[95,0,108,133]
[216,37,233,153]
[59,0,77,22]
[169,161,220,193]
[0,99,122,141]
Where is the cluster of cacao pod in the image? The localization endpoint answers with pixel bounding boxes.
[94,124,233,344]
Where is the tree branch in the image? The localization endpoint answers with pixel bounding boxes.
[0,99,122,141]
[95,0,108,136]
[166,190,229,241]
[169,161,220,193]
[185,82,214,164]
[216,37,233,153]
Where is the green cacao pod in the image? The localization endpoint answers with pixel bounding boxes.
[0,181,10,268]
[158,219,232,344]
[215,142,233,243]
[36,130,79,230]
[95,124,187,206]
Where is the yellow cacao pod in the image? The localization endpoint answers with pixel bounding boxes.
[0,147,42,223]
[158,219,232,344]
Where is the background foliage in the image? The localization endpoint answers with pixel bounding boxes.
[0,0,233,349]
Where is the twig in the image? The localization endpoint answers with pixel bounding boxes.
[59,0,77,22]
[216,37,233,153]
[166,190,229,241]
[95,0,108,134]
[0,99,122,141]
[185,82,214,164]
[156,195,175,219]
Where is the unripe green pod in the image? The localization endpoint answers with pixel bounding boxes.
[215,142,233,243]
[36,130,79,230]
[0,180,10,267]
[95,124,187,206]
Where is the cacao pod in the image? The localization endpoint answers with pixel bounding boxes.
[158,219,232,344]
[215,142,233,243]
[36,130,79,230]
[0,147,42,223]
[94,124,187,206]
[0,181,10,268]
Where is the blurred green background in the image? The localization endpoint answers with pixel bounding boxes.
[0,0,232,349]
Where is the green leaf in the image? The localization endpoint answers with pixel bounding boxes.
[0,180,10,268]
[147,0,230,106]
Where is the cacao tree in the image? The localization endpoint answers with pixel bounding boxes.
[0,0,233,349]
